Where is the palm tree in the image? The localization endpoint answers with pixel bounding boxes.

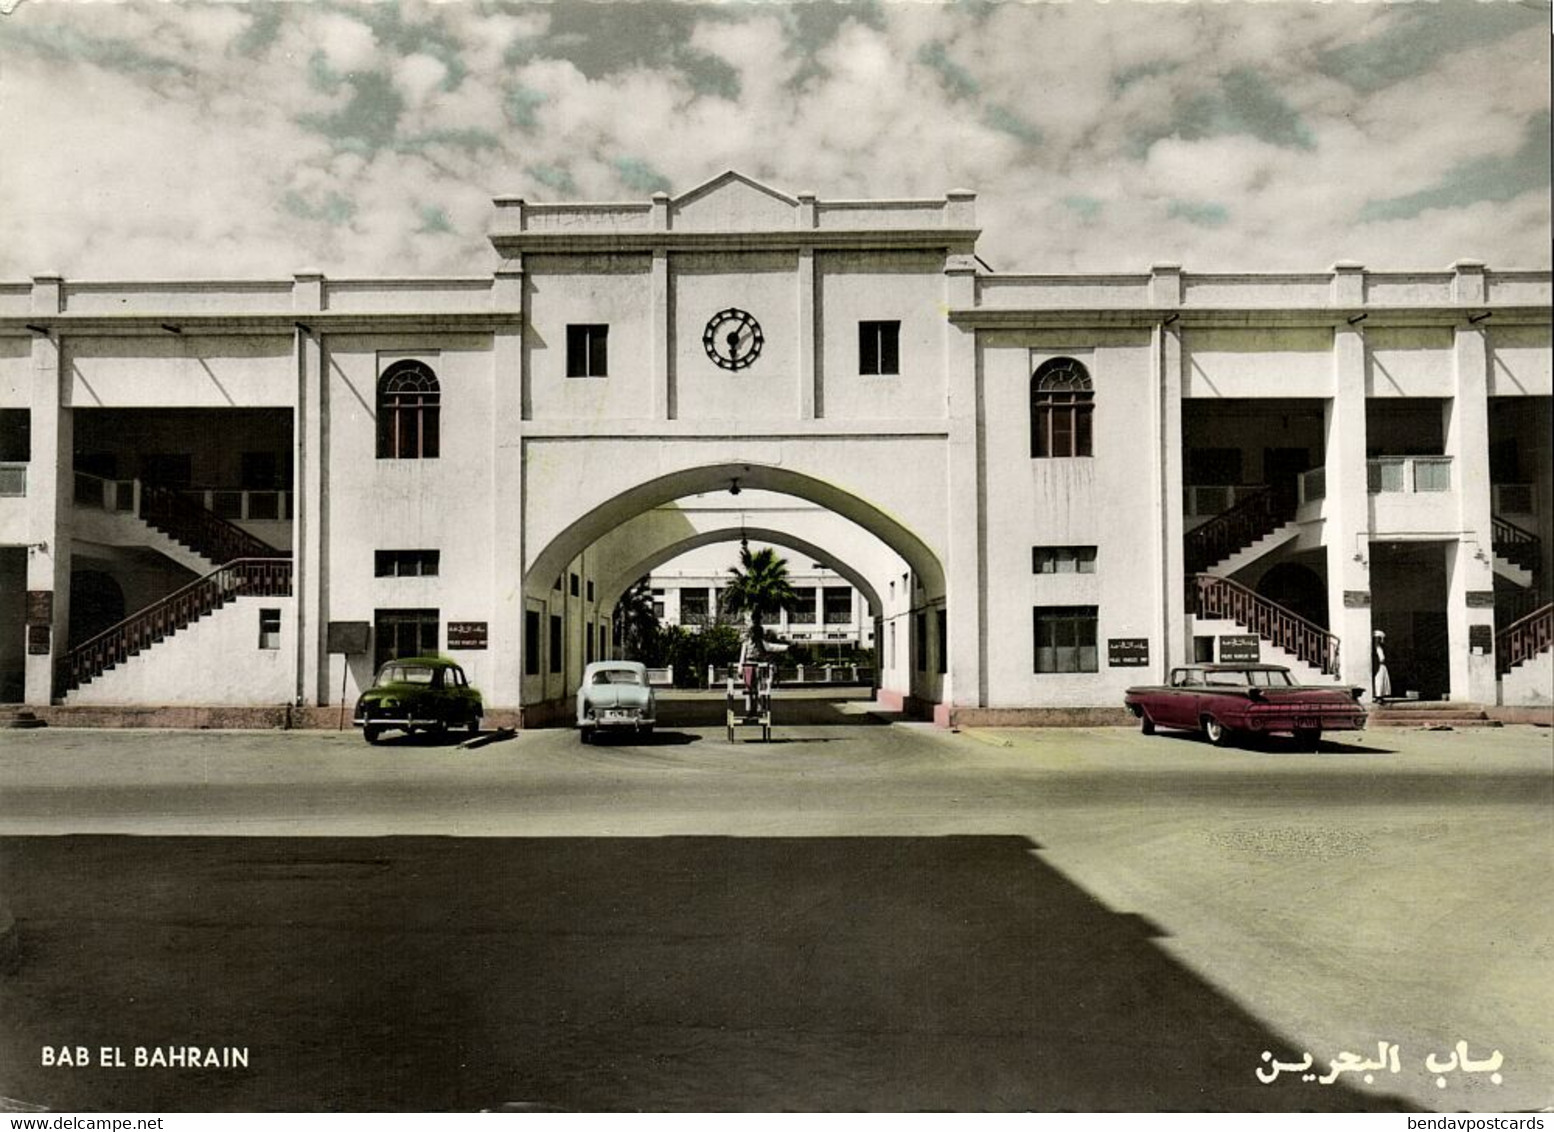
[721,542,800,654]
[613,576,661,661]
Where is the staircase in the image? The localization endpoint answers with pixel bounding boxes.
[138,481,285,564]
[1367,701,1500,728]
[1191,573,1341,678]
[64,558,292,693]
[1186,485,1298,576]
[1497,603,1553,677]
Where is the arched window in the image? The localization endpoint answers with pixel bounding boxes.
[377,361,440,459]
[1030,357,1093,458]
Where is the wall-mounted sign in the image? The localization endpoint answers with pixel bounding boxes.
[327,621,371,654]
[1468,624,1493,655]
[1107,638,1149,667]
[1465,591,1496,609]
[1343,590,1371,609]
[447,621,488,650]
[27,623,50,655]
[1219,635,1261,663]
[25,590,52,625]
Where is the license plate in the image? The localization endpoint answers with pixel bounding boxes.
[603,710,632,723]
[1296,716,1320,729]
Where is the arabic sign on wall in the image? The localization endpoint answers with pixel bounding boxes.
[1107,638,1149,667]
[1219,635,1261,663]
[447,621,488,650]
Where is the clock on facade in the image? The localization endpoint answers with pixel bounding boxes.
[703,308,764,370]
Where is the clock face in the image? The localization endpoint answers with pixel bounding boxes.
[703,308,764,371]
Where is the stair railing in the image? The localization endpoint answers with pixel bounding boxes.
[139,481,285,564]
[1184,484,1295,575]
[1491,514,1542,574]
[1192,573,1341,676]
[65,558,292,691]
[1496,603,1553,676]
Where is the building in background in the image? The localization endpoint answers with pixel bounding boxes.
[1,172,1549,724]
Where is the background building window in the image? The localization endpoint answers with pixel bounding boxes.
[859,320,900,375]
[569,573,580,596]
[936,609,948,675]
[0,409,31,462]
[549,614,563,673]
[823,587,852,624]
[1032,546,1097,574]
[258,608,281,649]
[375,549,440,577]
[1033,606,1098,673]
[525,610,542,675]
[566,324,609,377]
[377,361,440,459]
[374,608,439,671]
[915,611,928,671]
[1031,357,1093,458]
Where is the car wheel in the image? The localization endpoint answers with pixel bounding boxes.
[1293,727,1322,751]
[1203,716,1233,747]
[364,725,383,745]
[579,727,592,745]
[1139,712,1156,736]
[467,714,482,736]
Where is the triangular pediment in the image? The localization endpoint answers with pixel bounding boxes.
[671,170,799,231]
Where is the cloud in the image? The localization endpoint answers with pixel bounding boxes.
[0,0,1545,280]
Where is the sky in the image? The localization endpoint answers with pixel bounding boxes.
[0,0,1548,280]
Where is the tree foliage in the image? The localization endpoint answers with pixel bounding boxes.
[721,543,800,654]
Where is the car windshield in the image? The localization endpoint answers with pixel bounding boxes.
[592,669,643,686]
[1205,669,1295,687]
[380,665,436,685]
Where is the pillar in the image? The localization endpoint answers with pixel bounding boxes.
[292,272,327,705]
[24,275,67,707]
[1151,263,1185,674]
[943,243,982,720]
[491,257,527,711]
[1447,264,1497,703]
[1326,264,1374,691]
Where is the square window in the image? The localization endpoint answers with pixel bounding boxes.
[375,550,440,578]
[1032,546,1098,574]
[566,324,609,377]
[258,608,281,650]
[1033,606,1099,673]
[859,320,900,375]
[374,608,439,671]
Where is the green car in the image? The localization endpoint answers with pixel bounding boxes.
[353,656,483,744]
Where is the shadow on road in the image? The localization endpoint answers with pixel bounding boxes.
[0,835,1413,1113]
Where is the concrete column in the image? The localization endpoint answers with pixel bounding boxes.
[797,246,817,419]
[1326,321,1374,690]
[292,273,326,705]
[1150,297,1186,673]
[491,261,526,713]
[942,254,982,720]
[24,275,67,706]
[1447,313,1497,703]
[651,248,671,420]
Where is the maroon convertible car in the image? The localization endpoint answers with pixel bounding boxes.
[1125,663,1366,750]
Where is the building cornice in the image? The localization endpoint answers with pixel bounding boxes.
[490,229,981,257]
[0,311,520,338]
[948,306,1554,331]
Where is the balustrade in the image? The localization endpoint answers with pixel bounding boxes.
[1496,604,1553,676]
[1192,573,1340,675]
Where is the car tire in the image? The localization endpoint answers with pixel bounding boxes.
[364,725,383,745]
[1140,712,1156,736]
[579,727,592,745]
[467,714,482,736]
[1293,727,1322,751]
[1203,716,1233,747]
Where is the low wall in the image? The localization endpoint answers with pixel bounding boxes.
[949,706,1135,728]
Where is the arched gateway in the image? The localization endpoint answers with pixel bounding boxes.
[5,172,1550,718]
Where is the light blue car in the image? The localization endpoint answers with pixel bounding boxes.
[576,660,657,743]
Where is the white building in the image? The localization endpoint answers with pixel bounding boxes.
[1,172,1549,725]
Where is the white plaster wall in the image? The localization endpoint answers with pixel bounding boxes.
[980,329,1162,707]
[1501,650,1552,707]
[0,339,29,407]
[1488,326,1554,397]
[672,252,800,421]
[674,181,796,230]
[61,282,292,315]
[0,500,26,543]
[323,335,499,704]
[67,596,295,705]
[524,254,654,421]
[65,335,294,408]
[815,250,948,420]
[1367,488,1462,537]
[1365,328,1455,398]
[1183,328,1334,398]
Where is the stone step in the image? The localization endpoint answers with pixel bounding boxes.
[0,708,46,729]
[1368,702,1497,727]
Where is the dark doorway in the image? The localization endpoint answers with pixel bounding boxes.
[1255,561,1327,629]
[69,570,127,647]
[1263,447,1312,510]
[1370,542,1450,701]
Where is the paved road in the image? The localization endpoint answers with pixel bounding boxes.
[0,695,1549,1112]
